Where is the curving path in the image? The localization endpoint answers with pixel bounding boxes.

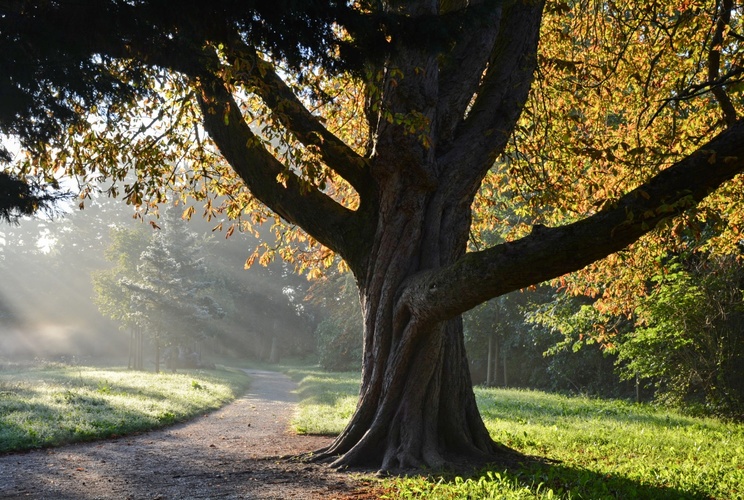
[0,370,377,499]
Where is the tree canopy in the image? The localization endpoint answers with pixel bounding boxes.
[2,0,744,471]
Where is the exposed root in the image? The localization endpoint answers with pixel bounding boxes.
[293,448,338,465]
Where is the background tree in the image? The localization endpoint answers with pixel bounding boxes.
[92,225,151,369]
[526,289,638,399]
[2,0,744,470]
[464,294,521,388]
[115,208,222,372]
[618,253,744,417]
[157,207,224,363]
[122,225,182,372]
[308,268,364,371]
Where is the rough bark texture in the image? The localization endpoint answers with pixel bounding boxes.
[313,204,507,470]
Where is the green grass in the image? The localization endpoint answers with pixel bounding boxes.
[290,370,744,499]
[285,367,359,435]
[6,360,740,498]
[0,364,250,453]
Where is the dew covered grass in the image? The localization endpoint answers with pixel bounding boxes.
[0,364,250,453]
[286,367,359,435]
[290,370,744,499]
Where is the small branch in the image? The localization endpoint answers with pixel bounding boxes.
[646,68,744,128]
[708,0,737,126]
[648,1,740,128]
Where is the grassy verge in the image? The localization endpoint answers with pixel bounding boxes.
[0,364,250,453]
[290,370,744,499]
[285,367,359,435]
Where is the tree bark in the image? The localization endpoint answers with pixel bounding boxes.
[310,168,515,470]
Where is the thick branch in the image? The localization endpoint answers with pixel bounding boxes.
[413,119,744,322]
[196,73,370,271]
[437,0,544,197]
[708,0,737,126]
[235,48,374,198]
[435,1,503,146]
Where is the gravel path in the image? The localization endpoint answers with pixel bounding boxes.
[0,369,380,499]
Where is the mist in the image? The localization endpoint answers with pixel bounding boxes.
[0,194,318,367]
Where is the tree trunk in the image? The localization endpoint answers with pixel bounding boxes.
[503,347,508,388]
[137,327,144,370]
[314,184,512,471]
[636,373,640,404]
[269,336,280,364]
[317,308,505,471]
[128,327,134,370]
[494,335,501,387]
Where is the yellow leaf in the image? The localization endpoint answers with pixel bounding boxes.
[307,268,323,280]
[244,254,257,269]
[182,206,195,220]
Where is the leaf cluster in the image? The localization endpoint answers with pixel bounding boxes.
[618,253,744,416]
[471,0,744,315]
[0,171,68,224]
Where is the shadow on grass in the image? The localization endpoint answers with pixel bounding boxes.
[476,388,720,432]
[406,452,710,500]
[508,455,708,499]
[292,371,360,408]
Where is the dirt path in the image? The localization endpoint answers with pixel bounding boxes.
[0,370,380,499]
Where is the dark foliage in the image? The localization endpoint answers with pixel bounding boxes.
[0,0,504,150]
[0,0,362,148]
[0,171,67,224]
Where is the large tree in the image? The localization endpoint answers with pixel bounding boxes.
[2,0,744,470]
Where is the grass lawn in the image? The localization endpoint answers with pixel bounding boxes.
[3,360,741,498]
[0,363,250,453]
[289,369,744,499]
[286,367,360,435]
